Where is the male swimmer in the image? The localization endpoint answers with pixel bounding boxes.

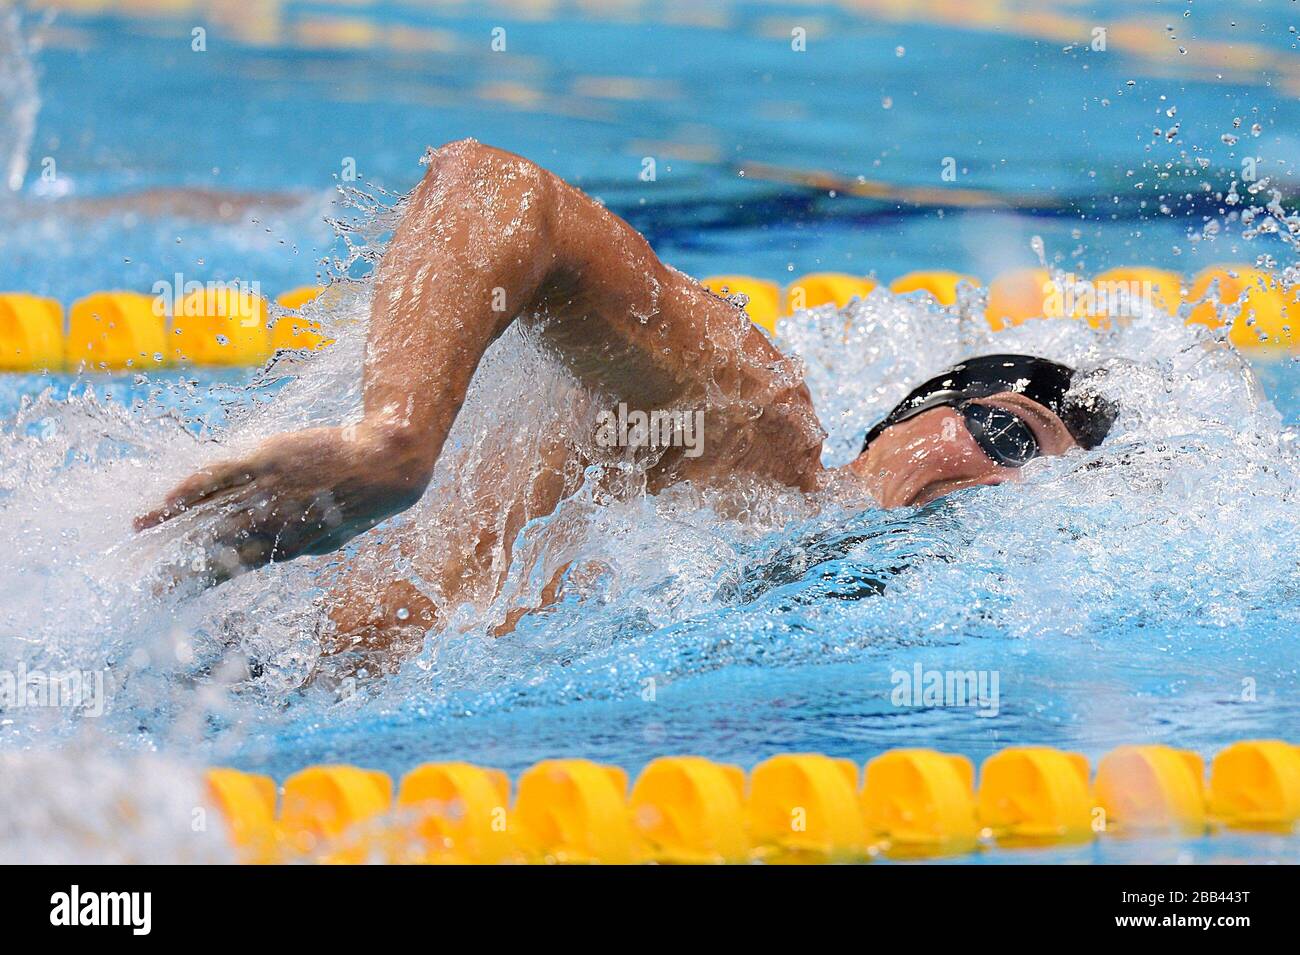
[136,140,1115,651]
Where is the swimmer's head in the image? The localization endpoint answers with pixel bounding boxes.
[850,354,1117,508]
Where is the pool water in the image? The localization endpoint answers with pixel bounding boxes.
[1,1,1299,863]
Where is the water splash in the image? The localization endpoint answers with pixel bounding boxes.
[0,744,230,863]
[0,5,39,192]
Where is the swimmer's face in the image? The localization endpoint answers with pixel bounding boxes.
[852,391,1079,509]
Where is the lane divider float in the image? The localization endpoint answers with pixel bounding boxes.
[65,291,167,370]
[630,756,749,864]
[396,761,518,864]
[0,285,326,372]
[205,738,1300,864]
[1093,744,1207,836]
[1,264,1297,371]
[976,746,1091,847]
[704,265,1296,346]
[0,293,63,372]
[749,753,869,862]
[862,748,979,857]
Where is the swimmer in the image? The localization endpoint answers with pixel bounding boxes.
[136,140,1115,652]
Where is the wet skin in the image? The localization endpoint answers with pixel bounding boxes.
[135,140,1078,650]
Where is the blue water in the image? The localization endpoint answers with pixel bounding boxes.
[1,1,1299,863]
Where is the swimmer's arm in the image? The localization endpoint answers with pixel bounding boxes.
[136,142,559,574]
[360,139,805,469]
[360,140,823,491]
[138,139,818,580]
[322,433,581,659]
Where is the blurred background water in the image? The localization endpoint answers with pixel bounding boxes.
[6,0,1300,291]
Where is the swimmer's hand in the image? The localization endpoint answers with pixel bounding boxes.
[134,424,431,585]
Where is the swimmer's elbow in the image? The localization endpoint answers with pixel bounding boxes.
[426,138,548,195]
[359,421,437,510]
[416,139,556,252]
[431,137,489,159]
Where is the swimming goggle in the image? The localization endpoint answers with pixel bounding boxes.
[957,401,1040,467]
[867,395,1041,468]
[861,353,1116,459]
[861,353,1119,468]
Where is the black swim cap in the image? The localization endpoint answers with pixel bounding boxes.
[860,353,1116,453]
